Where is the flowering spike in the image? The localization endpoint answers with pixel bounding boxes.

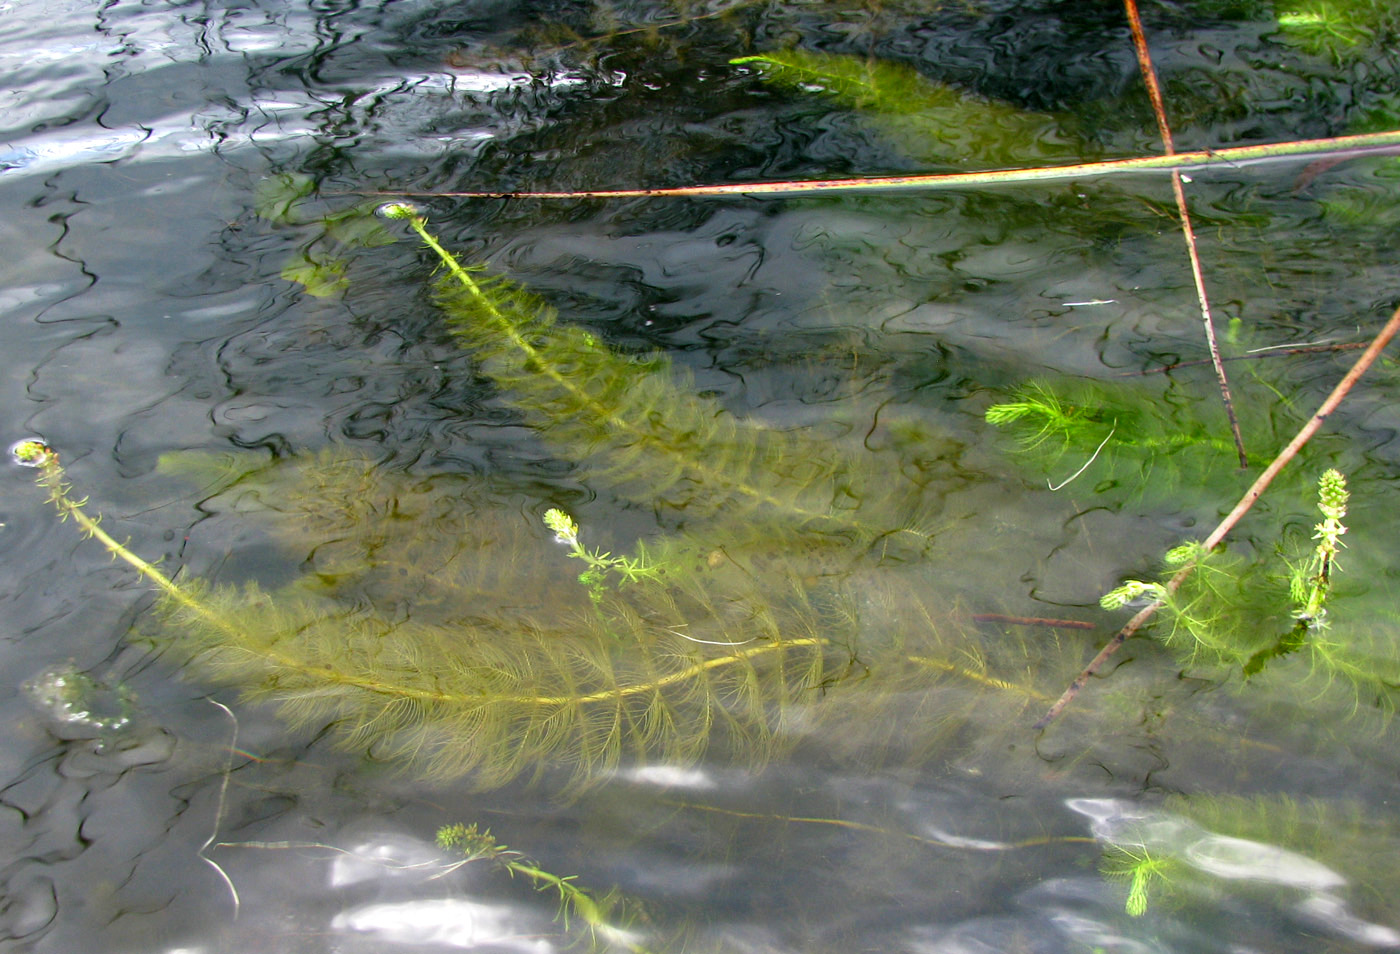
[376,201,423,220]
[1316,468,1349,523]
[11,438,55,467]
[543,507,580,544]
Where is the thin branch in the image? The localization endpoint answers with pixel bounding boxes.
[970,614,1096,631]
[345,130,1400,200]
[1124,0,1247,467]
[1116,341,1366,376]
[1034,300,1400,728]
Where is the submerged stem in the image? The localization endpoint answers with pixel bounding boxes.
[348,130,1400,199]
[12,440,829,721]
[1123,0,1246,467]
[524,637,827,706]
[14,441,219,624]
[389,208,919,545]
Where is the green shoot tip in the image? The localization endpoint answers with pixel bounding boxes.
[11,439,55,468]
[543,507,580,544]
[376,202,423,220]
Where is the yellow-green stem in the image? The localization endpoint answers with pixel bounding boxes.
[22,444,827,712]
[406,215,901,539]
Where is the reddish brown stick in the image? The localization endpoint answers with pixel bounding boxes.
[1034,300,1400,729]
[972,614,1096,631]
[1123,0,1247,468]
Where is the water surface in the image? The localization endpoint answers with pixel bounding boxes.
[3,0,1400,951]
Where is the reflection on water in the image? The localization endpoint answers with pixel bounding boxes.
[1070,798,1400,948]
[2,0,1400,951]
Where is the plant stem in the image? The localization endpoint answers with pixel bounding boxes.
[18,441,818,714]
[665,799,1097,851]
[19,444,219,625]
[16,444,495,703]
[347,130,1400,199]
[524,637,827,706]
[1034,299,1400,728]
[397,211,903,540]
[1123,0,1246,467]
[436,823,652,953]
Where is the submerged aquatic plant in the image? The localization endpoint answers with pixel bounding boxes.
[1099,541,1267,664]
[1082,795,1400,939]
[727,47,1068,166]
[1291,468,1349,628]
[12,439,847,788]
[19,427,1082,790]
[982,383,1090,453]
[436,822,651,952]
[1092,466,1399,708]
[1100,842,1178,917]
[985,380,1252,504]
[17,394,1115,796]
[375,203,939,562]
[1238,468,1351,677]
[544,507,666,605]
[1276,1,1379,60]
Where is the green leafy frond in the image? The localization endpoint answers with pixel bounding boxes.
[1100,511,1397,711]
[146,574,838,789]
[1276,0,1388,60]
[730,48,1070,164]
[22,438,1141,787]
[437,822,654,954]
[731,50,956,113]
[142,452,849,787]
[1087,795,1400,940]
[1162,794,1400,929]
[1103,544,1286,667]
[25,441,871,789]
[183,450,889,785]
[984,382,1092,451]
[401,214,939,558]
[1294,631,1399,717]
[1101,843,1179,917]
[987,379,1268,505]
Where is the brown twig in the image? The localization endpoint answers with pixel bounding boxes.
[1034,300,1400,729]
[1123,0,1248,468]
[971,613,1095,631]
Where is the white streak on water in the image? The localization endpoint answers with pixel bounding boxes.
[330,898,556,952]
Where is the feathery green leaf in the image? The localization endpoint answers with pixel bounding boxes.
[731,48,1071,165]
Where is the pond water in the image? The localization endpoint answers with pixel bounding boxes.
[3,0,1400,951]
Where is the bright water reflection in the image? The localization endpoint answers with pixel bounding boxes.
[2,0,1400,951]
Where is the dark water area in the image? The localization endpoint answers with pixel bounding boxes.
[3,0,1400,951]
